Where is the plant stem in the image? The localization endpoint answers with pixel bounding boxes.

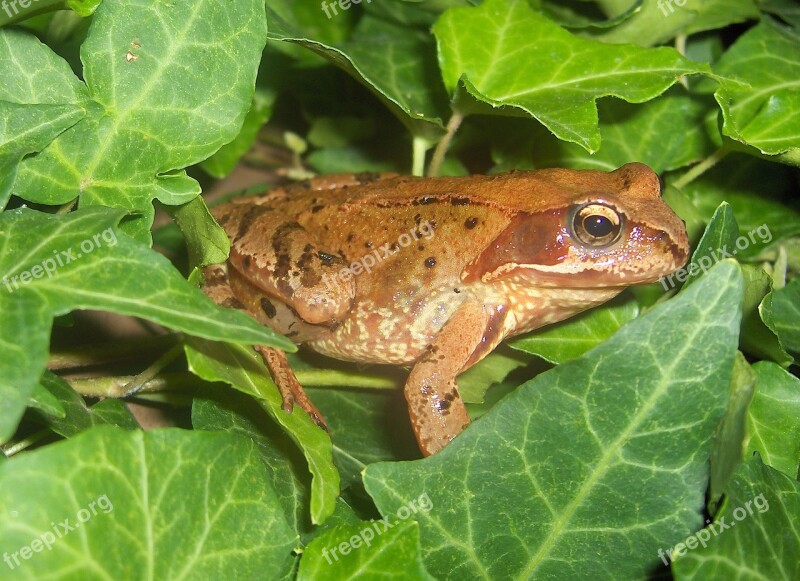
[411,136,428,177]
[67,372,198,398]
[672,147,730,190]
[427,111,464,177]
[121,343,185,397]
[2,429,51,457]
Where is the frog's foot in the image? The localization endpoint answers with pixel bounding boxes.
[256,345,329,432]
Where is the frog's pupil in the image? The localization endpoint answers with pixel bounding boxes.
[584,215,613,238]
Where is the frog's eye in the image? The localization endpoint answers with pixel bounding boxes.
[571,203,623,247]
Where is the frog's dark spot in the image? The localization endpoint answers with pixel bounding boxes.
[223,296,245,310]
[417,196,436,205]
[450,197,470,206]
[242,255,251,268]
[304,244,313,252]
[260,298,277,319]
[291,270,300,277]
[465,217,478,229]
[234,205,272,243]
[425,257,437,268]
[418,244,425,251]
[365,241,373,249]
[413,213,421,225]
[317,251,336,265]
[285,331,299,338]
[390,243,399,252]
[453,288,461,294]
[346,233,355,242]
[311,204,325,213]
[437,399,451,411]
[356,171,382,184]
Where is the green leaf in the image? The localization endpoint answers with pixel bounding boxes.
[709,352,755,506]
[31,372,138,437]
[185,338,340,525]
[434,0,713,152]
[509,297,639,364]
[201,87,276,178]
[298,519,432,580]
[590,0,759,47]
[739,265,792,365]
[746,361,800,479]
[267,6,447,143]
[713,18,800,158]
[0,102,84,209]
[0,426,297,578]
[682,202,738,289]
[192,387,315,540]
[671,456,800,578]
[679,155,800,257]
[0,207,291,444]
[364,261,743,579]
[761,277,800,355]
[458,347,531,403]
[8,0,267,241]
[172,196,230,269]
[307,387,420,488]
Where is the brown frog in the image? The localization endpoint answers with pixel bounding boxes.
[203,163,689,456]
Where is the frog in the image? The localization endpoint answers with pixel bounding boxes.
[203,163,689,456]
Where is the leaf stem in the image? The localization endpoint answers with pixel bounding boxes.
[672,147,730,190]
[2,429,51,457]
[121,342,185,397]
[67,372,198,398]
[427,111,464,177]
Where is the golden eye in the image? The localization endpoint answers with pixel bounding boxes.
[571,203,623,247]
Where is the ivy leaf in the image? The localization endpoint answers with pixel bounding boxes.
[590,0,759,47]
[434,0,713,152]
[682,202,738,289]
[709,352,755,506]
[7,0,267,241]
[185,338,340,525]
[192,388,315,540]
[713,18,800,160]
[746,361,800,479]
[31,372,138,437]
[671,456,800,579]
[679,155,800,257]
[364,261,743,579]
[266,6,447,144]
[761,277,800,355]
[0,427,298,578]
[298,520,433,580]
[0,207,291,444]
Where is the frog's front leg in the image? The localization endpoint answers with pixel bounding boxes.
[204,262,330,430]
[406,300,507,456]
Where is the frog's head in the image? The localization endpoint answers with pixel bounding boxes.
[465,163,689,288]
